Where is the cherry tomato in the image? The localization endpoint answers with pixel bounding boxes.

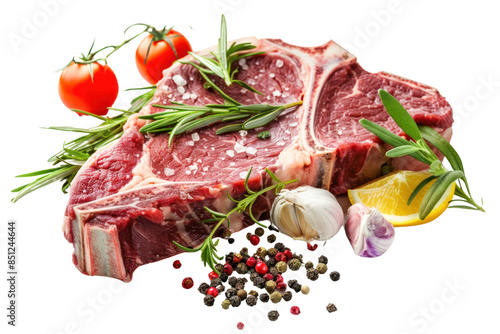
[58,62,119,116]
[135,29,192,85]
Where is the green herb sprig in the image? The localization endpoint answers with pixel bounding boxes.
[139,100,302,146]
[173,168,298,272]
[360,89,485,219]
[180,15,265,104]
[10,86,156,203]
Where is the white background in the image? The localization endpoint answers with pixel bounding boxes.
[1,0,499,333]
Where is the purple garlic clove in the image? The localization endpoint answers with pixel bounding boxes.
[345,203,395,258]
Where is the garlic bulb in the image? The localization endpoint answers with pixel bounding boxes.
[270,186,344,241]
[345,203,395,257]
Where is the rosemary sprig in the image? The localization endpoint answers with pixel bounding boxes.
[139,100,303,147]
[11,87,156,203]
[360,89,485,219]
[180,14,265,100]
[173,168,298,272]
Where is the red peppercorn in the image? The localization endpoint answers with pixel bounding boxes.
[291,306,301,315]
[208,271,219,280]
[223,263,233,275]
[173,260,182,269]
[277,282,287,290]
[207,287,219,297]
[237,322,244,330]
[275,252,287,263]
[246,256,257,268]
[249,235,260,246]
[307,243,318,251]
[284,249,293,260]
[275,274,284,283]
[263,273,273,281]
[182,277,194,289]
[255,262,268,275]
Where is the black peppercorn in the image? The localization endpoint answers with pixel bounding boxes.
[219,273,228,283]
[238,277,248,284]
[274,242,285,252]
[259,293,270,303]
[225,288,237,299]
[305,261,314,270]
[235,282,245,290]
[215,263,224,273]
[241,247,249,255]
[318,255,328,264]
[292,283,302,293]
[228,276,238,287]
[246,295,257,306]
[242,254,250,263]
[248,290,259,298]
[253,277,266,289]
[306,268,319,281]
[217,285,225,293]
[267,234,276,243]
[250,272,260,282]
[282,291,293,302]
[288,279,298,288]
[266,258,276,268]
[229,295,241,307]
[255,227,265,237]
[268,310,280,321]
[269,267,279,277]
[246,233,252,240]
[198,282,209,295]
[330,271,340,282]
[326,303,337,313]
[204,294,215,306]
[228,238,235,244]
[210,278,222,287]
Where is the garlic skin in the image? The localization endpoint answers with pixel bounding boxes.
[345,203,395,257]
[270,186,344,241]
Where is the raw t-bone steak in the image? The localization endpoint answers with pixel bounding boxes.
[63,37,453,281]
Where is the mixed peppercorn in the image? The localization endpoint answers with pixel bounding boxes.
[180,226,341,326]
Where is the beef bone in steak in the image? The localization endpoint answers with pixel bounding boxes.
[63,37,453,281]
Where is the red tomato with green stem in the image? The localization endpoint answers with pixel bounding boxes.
[58,62,119,116]
[135,28,192,85]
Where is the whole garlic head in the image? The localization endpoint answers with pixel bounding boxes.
[270,186,344,241]
[345,203,395,257]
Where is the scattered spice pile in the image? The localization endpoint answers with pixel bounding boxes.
[183,226,339,324]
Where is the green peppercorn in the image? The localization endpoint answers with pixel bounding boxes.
[246,295,257,306]
[305,261,314,270]
[267,234,276,243]
[256,247,267,258]
[326,303,337,313]
[318,255,328,264]
[330,271,340,282]
[198,282,209,295]
[237,289,247,300]
[260,293,270,303]
[255,227,265,237]
[275,261,287,274]
[268,310,280,321]
[235,262,249,275]
[282,291,293,302]
[248,290,259,298]
[229,295,241,307]
[301,285,310,295]
[267,248,278,258]
[306,268,319,281]
[265,280,277,294]
[221,299,231,310]
[288,258,301,271]
[204,294,215,306]
[317,263,328,274]
[270,291,282,303]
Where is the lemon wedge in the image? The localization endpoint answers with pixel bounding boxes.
[348,171,455,227]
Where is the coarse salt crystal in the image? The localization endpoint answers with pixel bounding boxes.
[230,162,236,166]
[338,130,343,135]
[264,148,268,152]
[191,133,200,141]
[267,96,271,100]
[182,93,190,100]
[270,73,275,78]
[240,88,248,93]
[226,150,235,157]
[238,59,246,66]
[187,141,194,146]
[272,90,281,97]
[239,130,248,137]
[276,59,284,68]
[234,143,246,153]
[240,171,248,179]
[246,147,257,155]
[242,64,249,70]
[189,165,198,170]
[211,147,215,151]
[190,93,197,100]
[289,122,298,127]
[285,87,290,91]
[285,130,291,135]
[164,168,175,176]
[177,86,186,94]
[277,140,285,146]
[172,75,187,86]
[203,167,208,172]
[126,175,130,179]
[168,93,173,98]
[197,159,202,163]
[185,170,192,175]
